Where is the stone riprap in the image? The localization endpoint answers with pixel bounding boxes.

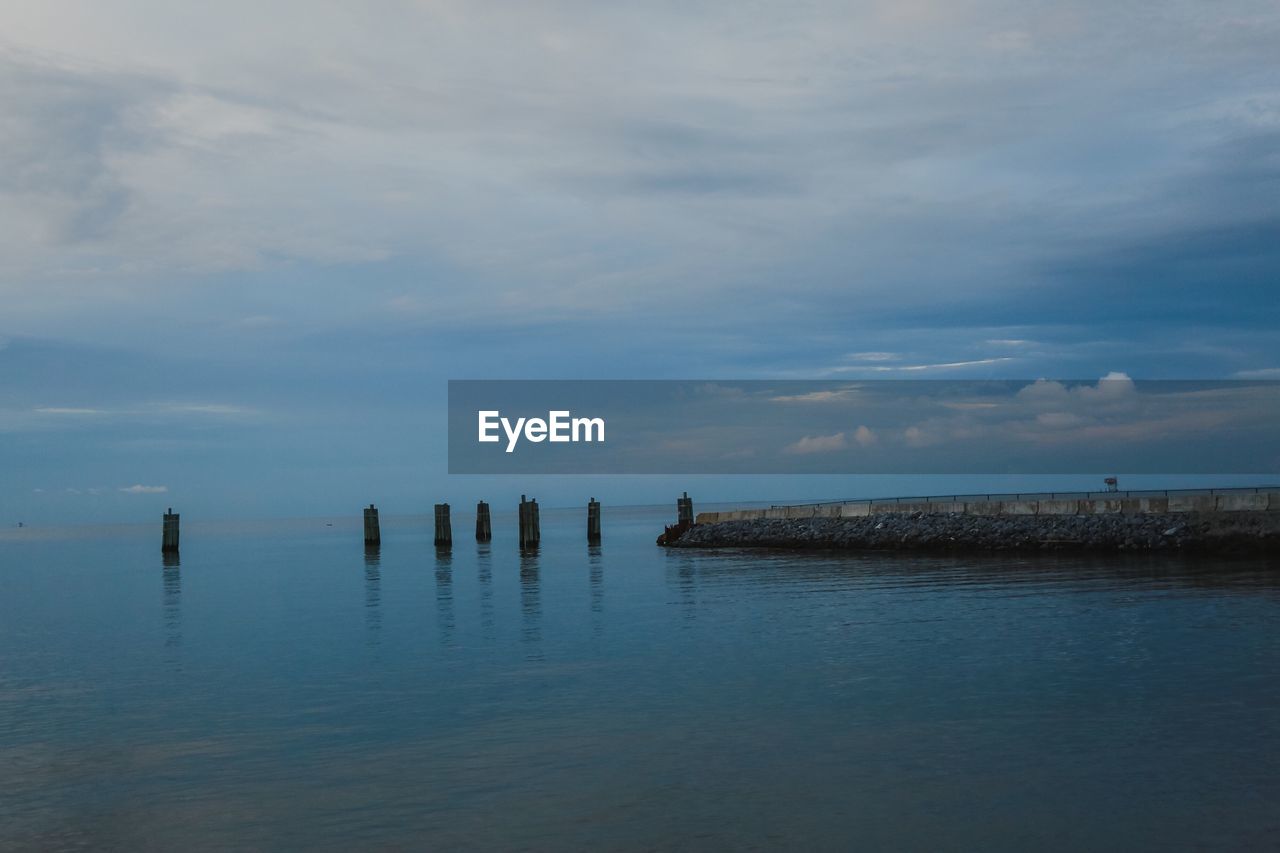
[671,511,1280,554]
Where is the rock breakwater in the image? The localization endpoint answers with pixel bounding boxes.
[670,511,1280,554]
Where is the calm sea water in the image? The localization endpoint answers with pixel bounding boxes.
[2,505,1278,851]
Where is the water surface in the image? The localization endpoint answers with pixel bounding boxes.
[2,506,1278,850]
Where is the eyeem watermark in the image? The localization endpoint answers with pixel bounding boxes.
[450,379,1280,473]
[478,410,606,453]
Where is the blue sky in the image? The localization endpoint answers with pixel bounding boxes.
[2,1,1278,523]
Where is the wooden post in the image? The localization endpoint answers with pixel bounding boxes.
[677,491,694,526]
[587,498,601,543]
[518,495,527,547]
[161,507,180,553]
[475,500,492,542]
[363,504,380,546]
[434,503,452,548]
[519,495,541,549]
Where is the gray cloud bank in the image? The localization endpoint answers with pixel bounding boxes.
[1,1,1277,340]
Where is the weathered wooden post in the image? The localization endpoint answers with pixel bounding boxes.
[161,507,180,554]
[475,500,492,542]
[518,495,528,547]
[434,503,453,548]
[587,497,601,543]
[363,504,380,547]
[519,495,541,549]
[677,491,694,526]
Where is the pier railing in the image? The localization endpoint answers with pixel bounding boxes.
[771,485,1280,510]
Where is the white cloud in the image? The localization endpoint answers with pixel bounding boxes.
[1233,367,1280,379]
[870,358,1015,372]
[120,484,168,494]
[825,357,1017,374]
[853,425,877,446]
[770,386,861,403]
[1017,372,1136,410]
[32,402,252,418]
[35,407,104,415]
[902,425,936,447]
[783,432,848,455]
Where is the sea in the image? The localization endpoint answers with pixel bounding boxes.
[2,504,1277,850]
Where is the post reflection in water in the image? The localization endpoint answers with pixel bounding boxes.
[363,545,381,644]
[435,549,454,646]
[161,553,182,655]
[588,544,604,636]
[519,549,542,657]
[667,550,699,623]
[476,542,494,637]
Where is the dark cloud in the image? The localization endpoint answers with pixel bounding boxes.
[0,55,165,242]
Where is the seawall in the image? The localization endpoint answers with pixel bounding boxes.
[695,491,1280,524]
[676,491,1280,554]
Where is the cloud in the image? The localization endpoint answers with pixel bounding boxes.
[770,386,862,403]
[1035,412,1085,429]
[1235,368,1280,378]
[0,0,1275,350]
[825,357,1018,374]
[30,402,253,419]
[0,55,155,246]
[783,432,848,455]
[0,3,1277,511]
[886,373,1266,455]
[903,425,939,448]
[869,358,1016,373]
[853,425,877,447]
[1017,372,1137,411]
[559,167,799,198]
[120,484,168,494]
[152,402,253,416]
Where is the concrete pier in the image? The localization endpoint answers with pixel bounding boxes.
[475,501,492,542]
[519,495,540,550]
[161,508,180,553]
[695,488,1280,524]
[363,504,381,547]
[587,498,601,543]
[434,503,452,549]
[676,488,1280,553]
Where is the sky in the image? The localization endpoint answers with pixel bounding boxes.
[1,1,1278,523]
